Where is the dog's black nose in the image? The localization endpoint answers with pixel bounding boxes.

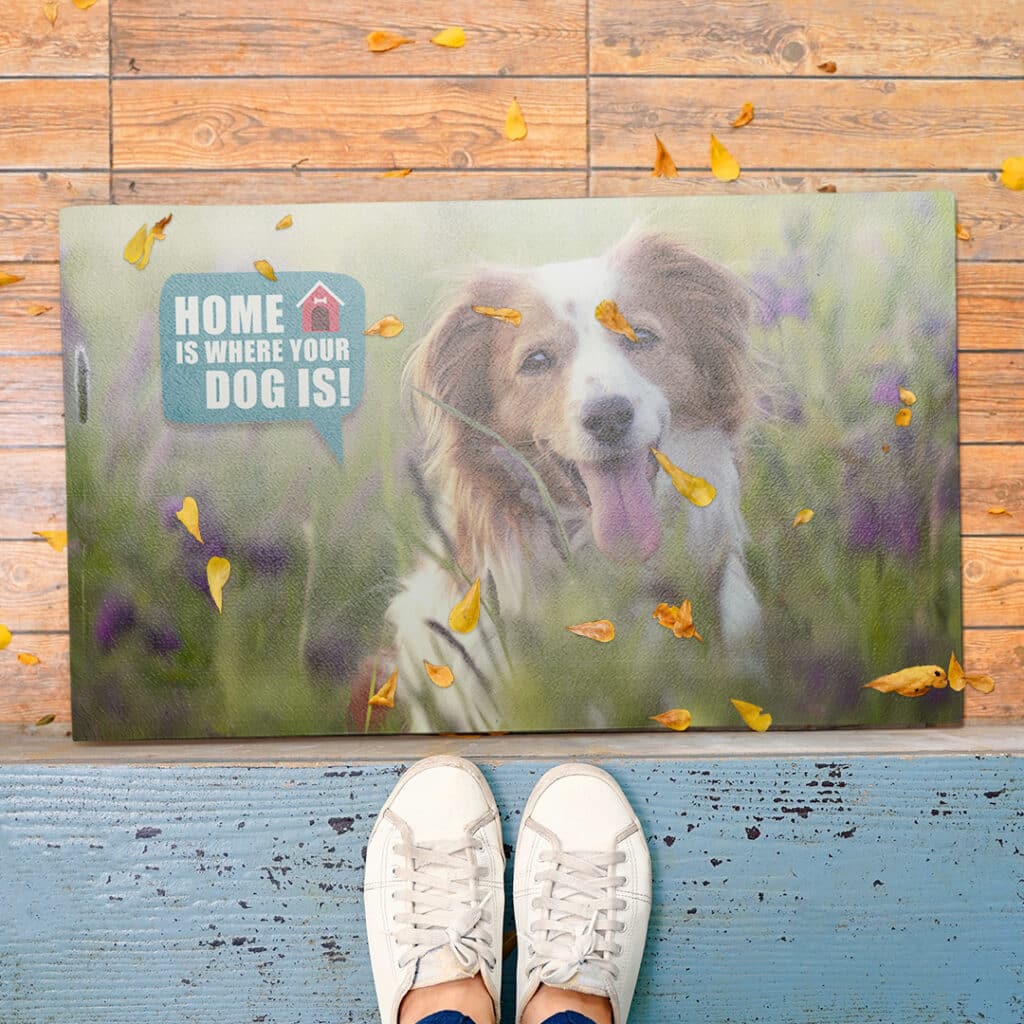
[581,395,635,444]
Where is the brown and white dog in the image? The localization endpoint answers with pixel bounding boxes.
[384,231,761,731]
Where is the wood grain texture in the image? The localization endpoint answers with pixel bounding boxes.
[113,0,585,77]
[0,356,65,447]
[0,635,69,725]
[959,264,1024,347]
[1,758,1021,1022]
[0,449,65,538]
[0,541,67,632]
[112,79,587,170]
[961,446,1024,534]
[590,0,1024,77]
[959,353,1024,444]
[0,300,61,356]
[589,171,1024,261]
[963,538,1024,628]
[0,0,108,76]
[0,79,109,170]
[964,630,1024,720]
[589,79,1022,171]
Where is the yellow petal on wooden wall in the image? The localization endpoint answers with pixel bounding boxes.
[792,508,814,528]
[650,709,692,731]
[275,214,293,230]
[33,530,67,551]
[566,619,615,643]
[965,672,996,694]
[652,134,678,178]
[17,652,41,666]
[363,315,404,337]
[73,0,99,8]
[987,506,1011,516]
[123,223,149,265]
[710,134,740,181]
[206,556,231,613]
[449,578,481,633]
[380,168,412,177]
[730,698,772,731]
[472,306,522,326]
[0,624,11,650]
[175,496,204,543]
[999,156,1024,190]
[817,184,837,193]
[431,27,466,48]
[864,664,947,694]
[27,303,52,316]
[42,0,58,25]
[366,30,414,52]
[34,713,56,726]
[254,259,277,281]
[505,97,528,141]
[955,222,971,242]
[650,447,717,507]
[595,299,638,342]
[817,60,837,73]
[368,668,398,707]
[423,660,455,688]
[894,407,912,427]
[898,385,916,406]
[730,102,754,128]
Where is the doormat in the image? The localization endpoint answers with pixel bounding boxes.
[59,193,961,739]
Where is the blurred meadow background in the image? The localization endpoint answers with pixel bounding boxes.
[60,192,961,739]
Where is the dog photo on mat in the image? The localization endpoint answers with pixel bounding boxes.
[59,192,961,739]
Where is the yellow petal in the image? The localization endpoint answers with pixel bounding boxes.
[150,212,172,239]
[651,447,716,507]
[134,230,157,270]
[472,305,522,326]
[505,97,527,141]
[817,60,837,73]
[710,133,740,182]
[894,407,912,427]
[652,134,678,178]
[175,496,203,543]
[594,299,638,342]
[449,578,481,633]
[123,223,149,265]
[0,272,25,287]
[368,668,398,707]
[27,303,52,316]
[566,619,615,643]
[987,506,1012,516]
[864,664,947,694]
[792,508,814,528]
[73,0,98,7]
[17,652,41,666]
[34,713,56,726]
[43,0,58,25]
[380,168,412,177]
[955,222,971,242]
[651,709,692,731]
[817,184,838,193]
[965,672,996,694]
[424,660,455,688]
[254,259,277,281]
[206,556,231,613]
[432,27,466,48]
[0,624,11,649]
[363,315,405,337]
[898,385,917,406]
[1000,156,1024,191]
[366,30,414,52]
[947,651,966,691]
[730,698,772,732]
[33,530,67,551]
[672,599,703,641]
[730,102,754,129]
[275,214,293,230]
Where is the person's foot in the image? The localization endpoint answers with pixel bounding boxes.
[513,764,651,1024]
[365,756,505,1024]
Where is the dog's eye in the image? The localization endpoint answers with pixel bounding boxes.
[631,328,659,347]
[519,350,555,374]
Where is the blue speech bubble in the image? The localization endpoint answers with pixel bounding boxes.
[159,272,366,462]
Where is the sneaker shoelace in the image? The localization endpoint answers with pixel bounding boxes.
[392,835,496,974]
[527,847,627,987]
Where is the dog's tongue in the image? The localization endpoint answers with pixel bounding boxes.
[577,450,661,562]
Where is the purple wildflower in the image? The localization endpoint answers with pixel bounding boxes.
[94,595,136,652]
[749,272,812,329]
[245,541,291,576]
[145,625,182,657]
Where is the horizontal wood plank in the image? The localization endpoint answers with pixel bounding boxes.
[112,79,587,170]
[963,629,1024,720]
[0,355,65,448]
[959,353,1024,444]
[589,171,1024,262]
[0,300,61,356]
[0,635,70,726]
[961,446,1024,533]
[0,0,108,76]
[113,0,585,77]
[589,79,1022,171]
[962,537,1024,628]
[0,79,109,170]
[591,0,1024,77]
[0,448,65,537]
[0,541,67,632]
[0,172,109,262]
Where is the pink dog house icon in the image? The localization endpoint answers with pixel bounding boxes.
[296,281,344,332]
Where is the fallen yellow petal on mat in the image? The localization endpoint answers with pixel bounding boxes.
[367,30,414,52]
[652,134,678,178]
[33,530,67,551]
[17,652,41,666]
[595,299,637,342]
[123,223,149,265]
[651,447,716,506]
[363,315,404,337]
[730,102,754,128]
[275,214,293,230]
[566,619,615,643]
[206,556,231,613]
[710,134,740,182]
[369,669,398,707]
[27,303,52,316]
[380,168,412,177]
[254,259,277,281]
[505,97,527,140]
[898,385,916,406]
[731,698,771,731]
[1000,157,1024,191]
[863,664,946,696]
[894,407,912,427]
[0,624,10,650]
[472,305,522,326]
[651,709,692,731]
[955,222,971,242]
[175,496,203,543]
[449,577,481,633]
[792,508,814,528]
[424,660,455,688]
[817,60,837,73]
[432,27,466,47]
[987,506,1011,516]
[42,0,58,25]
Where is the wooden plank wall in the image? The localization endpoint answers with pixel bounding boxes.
[1,0,1022,726]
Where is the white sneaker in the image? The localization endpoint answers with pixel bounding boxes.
[364,756,505,1024]
[513,764,652,1024]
